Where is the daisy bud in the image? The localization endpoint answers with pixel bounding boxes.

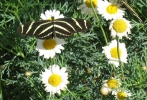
[25,71,32,77]
[100,86,109,95]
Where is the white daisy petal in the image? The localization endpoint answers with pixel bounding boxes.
[55,10,60,16]
[54,48,61,53]
[57,45,64,50]
[40,13,47,20]
[52,10,56,15]
[44,53,51,59]
[56,38,66,44]
[41,65,69,95]
[50,50,56,58]
[60,67,66,73]
[79,4,86,9]
[45,10,52,19]
[52,65,60,73]
[58,14,64,18]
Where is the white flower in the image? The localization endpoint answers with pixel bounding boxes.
[78,0,102,14]
[112,89,131,100]
[102,40,128,67]
[102,77,121,92]
[109,18,132,39]
[97,0,125,20]
[41,64,69,95]
[36,38,65,59]
[40,9,64,20]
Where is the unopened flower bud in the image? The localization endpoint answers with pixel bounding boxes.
[100,86,109,95]
[142,66,147,70]
[25,71,32,77]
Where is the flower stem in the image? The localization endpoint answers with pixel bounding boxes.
[116,37,125,79]
[0,44,16,55]
[116,37,120,62]
[90,0,108,45]
[28,77,45,100]
[66,88,77,100]
[50,58,54,65]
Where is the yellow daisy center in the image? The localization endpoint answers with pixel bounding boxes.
[110,47,122,59]
[43,39,56,50]
[85,0,98,8]
[117,91,127,100]
[48,17,52,20]
[107,79,119,89]
[113,19,127,33]
[48,74,62,87]
[106,4,118,14]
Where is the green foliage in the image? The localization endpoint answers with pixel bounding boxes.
[0,0,147,100]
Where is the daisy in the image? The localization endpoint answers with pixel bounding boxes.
[97,0,125,20]
[78,0,102,14]
[41,64,69,95]
[102,77,121,92]
[112,89,131,100]
[36,38,65,59]
[109,18,132,39]
[40,9,64,20]
[102,40,128,67]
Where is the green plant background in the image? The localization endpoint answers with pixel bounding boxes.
[0,0,147,100]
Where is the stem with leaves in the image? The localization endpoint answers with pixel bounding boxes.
[90,0,108,45]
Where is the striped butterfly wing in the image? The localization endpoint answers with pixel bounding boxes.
[17,18,92,39]
[17,20,53,39]
[53,18,91,39]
